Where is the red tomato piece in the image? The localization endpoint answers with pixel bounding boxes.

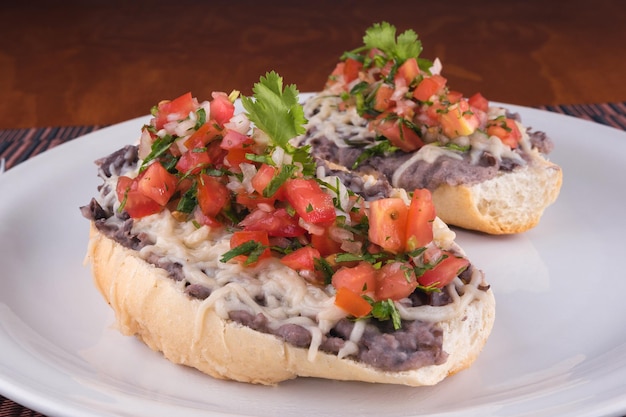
[406,189,436,251]
[375,261,417,301]
[325,62,345,87]
[413,74,447,102]
[280,246,321,271]
[332,261,377,295]
[373,84,394,112]
[343,58,363,84]
[368,198,409,254]
[486,118,522,148]
[468,92,489,112]
[116,176,162,218]
[197,174,229,218]
[193,206,222,229]
[334,287,372,318]
[239,208,306,237]
[235,193,277,210]
[310,228,343,257]
[397,57,420,85]
[418,251,470,288]
[220,130,253,150]
[251,164,277,195]
[136,162,178,206]
[175,148,212,175]
[224,148,251,172]
[371,117,424,152]
[284,179,337,225]
[229,230,271,265]
[154,92,196,130]
[184,122,222,149]
[210,92,235,126]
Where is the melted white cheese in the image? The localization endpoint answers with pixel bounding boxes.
[97,160,484,362]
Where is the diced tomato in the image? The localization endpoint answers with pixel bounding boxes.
[229,230,271,265]
[368,198,409,254]
[251,164,278,196]
[284,179,337,225]
[239,208,306,237]
[310,228,343,257]
[332,261,377,295]
[348,195,367,224]
[210,92,235,126]
[175,148,212,175]
[205,140,228,167]
[418,251,470,288]
[406,189,436,251]
[373,84,394,112]
[371,117,424,152]
[136,162,178,206]
[184,122,222,149]
[424,101,446,126]
[375,261,417,301]
[235,192,277,210]
[334,287,372,318]
[220,130,253,150]
[116,176,162,218]
[193,206,222,228]
[154,92,196,130]
[280,246,321,271]
[343,58,363,84]
[326,62,345,87]
[440,99,480,138]
[224,148,251,172]
[397,57,420,85]
[196,174,230,218]
[468,92,489,112]
[486,117,522,148]
[413,74,447,102]
[445,90,462,104]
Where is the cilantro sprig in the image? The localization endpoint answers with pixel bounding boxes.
[241,71,307,150]
[241,71,315,177]
[362,21,422,64]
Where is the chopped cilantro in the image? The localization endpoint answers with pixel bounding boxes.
[366,298,402,330]
[352,139,399,169]
[220,240,268,265]
[140,134,176,171]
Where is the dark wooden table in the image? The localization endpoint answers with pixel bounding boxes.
[1,0,625,129]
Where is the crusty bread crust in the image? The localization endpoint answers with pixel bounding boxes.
[432,152,562,234]
[87,223,496,386]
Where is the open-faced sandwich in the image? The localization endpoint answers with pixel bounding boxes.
[81,72,495,386]
[296,22,562,234]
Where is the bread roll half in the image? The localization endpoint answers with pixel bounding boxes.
[432,152,562,234]
[87,223,496,386]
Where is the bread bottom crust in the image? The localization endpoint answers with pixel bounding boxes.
[87,224,496,386]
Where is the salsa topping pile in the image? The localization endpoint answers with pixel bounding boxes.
[324,22,523,157]
[116,72,470,329]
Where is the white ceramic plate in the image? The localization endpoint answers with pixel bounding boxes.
[1,102,625,417]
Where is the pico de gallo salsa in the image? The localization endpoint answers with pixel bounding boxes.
[324,21,522,156]
[115,72,470,329]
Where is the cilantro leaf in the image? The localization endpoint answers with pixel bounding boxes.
[241,71,307,149]
[362,22,422,64]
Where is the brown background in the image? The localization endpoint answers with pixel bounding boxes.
[1,0,625,129]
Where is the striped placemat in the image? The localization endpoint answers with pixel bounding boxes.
[0,101,625,416]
